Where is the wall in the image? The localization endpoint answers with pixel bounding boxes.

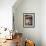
[41,0,46,46]
[0,0,16,30]
[13,0,41,46]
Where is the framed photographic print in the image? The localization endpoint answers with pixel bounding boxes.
[23,13,35,28]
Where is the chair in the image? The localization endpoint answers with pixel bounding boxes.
[15,33,23,46]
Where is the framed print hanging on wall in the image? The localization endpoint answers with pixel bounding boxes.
[23,13,35,28]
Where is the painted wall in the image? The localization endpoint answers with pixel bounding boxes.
[13,0,41,46]
[41,0,46,46]
[0,0,16,30]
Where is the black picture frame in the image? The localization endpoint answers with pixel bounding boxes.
[23,13,35,28]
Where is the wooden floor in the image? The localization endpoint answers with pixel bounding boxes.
[0,39,16,46]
